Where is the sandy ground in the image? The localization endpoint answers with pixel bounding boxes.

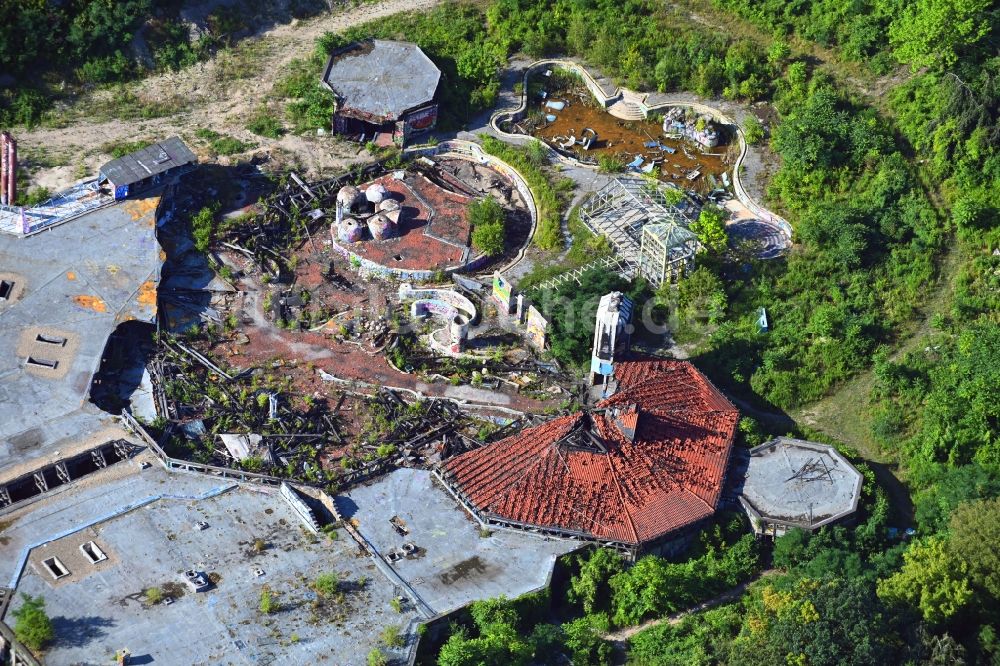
[20,0,442,192]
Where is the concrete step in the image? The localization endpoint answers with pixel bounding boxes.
[607,100,645,121]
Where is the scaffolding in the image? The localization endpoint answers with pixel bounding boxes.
[0,179,113,236]
[579,176,699,287]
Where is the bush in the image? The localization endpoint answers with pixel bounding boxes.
[480,136,562,251]
[259,586,275,614]
[12,594,53,651]
[190,202,221,253]
[367,649,388,666]
[597,154,626,173]
[313,572,339,597]
[144,587,164,604]
[742,114,765,145]
[470,196,506,256]
[247,107,285,138]
[380,624,404,648]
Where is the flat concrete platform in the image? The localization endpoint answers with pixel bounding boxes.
[3,463,419,665]
[339,468,578,616]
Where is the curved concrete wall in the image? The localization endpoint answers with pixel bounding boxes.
[490,59,792,241]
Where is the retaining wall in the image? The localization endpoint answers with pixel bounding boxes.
[490,59,792,241]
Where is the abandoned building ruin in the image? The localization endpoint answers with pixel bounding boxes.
[576,176,700,288]
[321,39,441,147]
[97,137,197,201]
[440,357,740,559]
[739,437,864,537]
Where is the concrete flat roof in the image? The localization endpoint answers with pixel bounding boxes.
[339,468,578,617]
[3,461,421,665]
[1,463,579,664]
[740,437,863,529]
[0,195,161,480]
[321,40,440,121]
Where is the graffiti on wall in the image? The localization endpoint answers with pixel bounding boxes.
[492,272,513,314]
[526,305,548,350]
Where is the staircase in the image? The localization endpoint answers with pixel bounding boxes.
[607,99,646,121]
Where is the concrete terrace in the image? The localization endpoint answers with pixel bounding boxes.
[3,461,420,666]
[1,463,579,665]
[339,468,578,617]
[0,194,162,480]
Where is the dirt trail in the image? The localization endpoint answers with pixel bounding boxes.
[602,569,779,644]
[21,0,442,190]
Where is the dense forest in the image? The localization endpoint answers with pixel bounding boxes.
[3,0,999,663]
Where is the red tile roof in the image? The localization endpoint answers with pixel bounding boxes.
[443,358,739,546]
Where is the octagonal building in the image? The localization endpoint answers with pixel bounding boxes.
[739,437,863,537]
[321,39,440,147]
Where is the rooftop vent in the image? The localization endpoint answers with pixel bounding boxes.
[26,356,58,370]
[42,557,70,579]
[80,541,108,564]
[0,279,14,300]
[35,333,67,346]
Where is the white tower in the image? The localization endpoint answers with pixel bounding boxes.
[590,291,633,387]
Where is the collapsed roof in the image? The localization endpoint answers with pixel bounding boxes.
[441,358,739,548]
[321,40,441,122]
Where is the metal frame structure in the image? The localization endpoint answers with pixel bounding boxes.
[579,176,699,287]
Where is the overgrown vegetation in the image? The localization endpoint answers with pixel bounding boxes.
[480,136,562,251]
[11,594,53,651]
[0,2,227,127]
[469,196,506,257]
[430,512,761,665]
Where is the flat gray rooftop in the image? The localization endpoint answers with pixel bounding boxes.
[741,437,863,529]
[0,194,161,480]
[4,461,420,665]
[340,468,578,616]
[98,137,196,188]
[321,40,440,121]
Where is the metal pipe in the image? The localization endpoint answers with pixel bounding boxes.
[0,132,8,205]
[6,134,15,206]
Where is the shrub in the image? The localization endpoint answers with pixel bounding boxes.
[247,107,285,138]
[259,586,275,614]
[313,572,339,597]
[367,649,388,666]
[480,136,562,251]
[380,624,404,648]
[470,196,506,257]
[742,114,765,145]
[597,154,626,173]
[12,594,53,651]
[190,203,220,253]
[144,587,164,604]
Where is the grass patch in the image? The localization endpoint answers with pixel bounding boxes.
[96,86,186,121]
[102,139,153,159]
[247,106,285,138]
[194,128,255,156]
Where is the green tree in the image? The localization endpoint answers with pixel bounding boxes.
[562,614,613,666]
[877,536,972,623]
[886,0,993,70]
[691,206,729,255]
[675,266,727,325]
[312,572,339,597]
[568,548,625,614]
[469,196,506,257]
[743,115,765,145]
[12,594,54,651]
[948,497,1000,600]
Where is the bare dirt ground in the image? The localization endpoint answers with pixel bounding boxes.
[20,0,442,191]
